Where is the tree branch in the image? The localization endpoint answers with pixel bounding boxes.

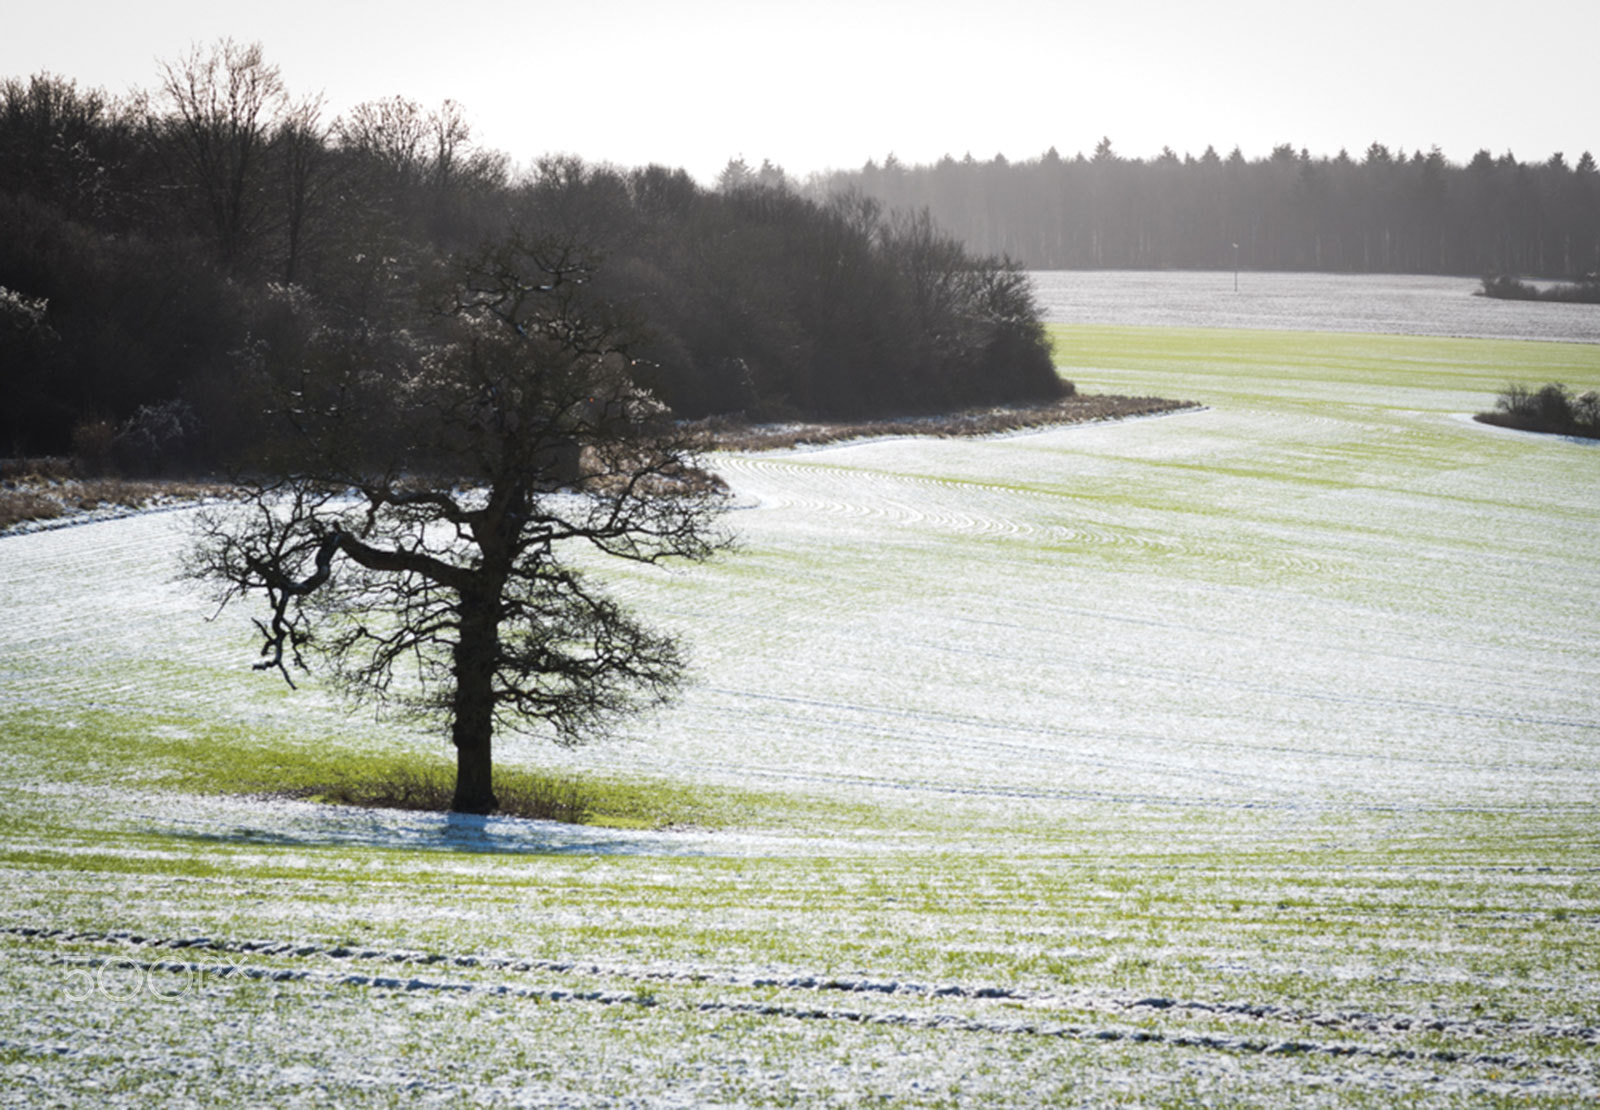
[246,529,338,685]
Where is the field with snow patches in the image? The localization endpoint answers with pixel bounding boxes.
[3,321,1599,1105]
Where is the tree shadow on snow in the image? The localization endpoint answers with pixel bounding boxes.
[159,800,710,857]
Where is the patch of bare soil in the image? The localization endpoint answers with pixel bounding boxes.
[687,395,1200,452]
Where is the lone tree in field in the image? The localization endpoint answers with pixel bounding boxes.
[192,234,729,813]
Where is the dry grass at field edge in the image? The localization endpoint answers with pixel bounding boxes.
[690,394,1200,452]
[0,462,238,530]
[1,394,1196,529]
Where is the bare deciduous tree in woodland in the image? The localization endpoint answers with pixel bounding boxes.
[273,94,332,285]
[156,39,286,270]
[191,236,730,813]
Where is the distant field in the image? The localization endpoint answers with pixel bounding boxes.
[1031,270,1600,344]
[2,326,1597,1105]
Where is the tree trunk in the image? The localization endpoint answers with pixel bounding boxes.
[450,591,499,814]
[454,731,495,815]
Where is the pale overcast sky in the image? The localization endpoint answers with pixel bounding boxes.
[4,0,1594,183]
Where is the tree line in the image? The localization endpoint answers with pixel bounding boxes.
[811,139,1600,277]
[0,43,1060,463]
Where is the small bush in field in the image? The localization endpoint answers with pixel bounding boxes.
[1476,382,1600,439]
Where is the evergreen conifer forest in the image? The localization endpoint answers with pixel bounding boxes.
[818,140,1600,276]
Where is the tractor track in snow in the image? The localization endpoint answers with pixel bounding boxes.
[7,925,1598,1077]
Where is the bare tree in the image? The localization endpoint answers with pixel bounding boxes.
[336,95,430,195]
[333,95,502,244]
[191,235,730,813]
[426,99,471,192]
[155,39,287,270]
[273,94,332,285]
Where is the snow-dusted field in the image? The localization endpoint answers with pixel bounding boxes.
[2,308,1598,1104]
[1031,270,1600,344]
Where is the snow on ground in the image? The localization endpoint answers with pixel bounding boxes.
[1030,270,1600,344]
[2,314,1598,1104]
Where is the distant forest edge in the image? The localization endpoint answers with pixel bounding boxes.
[0,47,1061,462]
[808,139,1600,277]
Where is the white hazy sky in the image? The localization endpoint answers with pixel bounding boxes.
[4,0,1594,184]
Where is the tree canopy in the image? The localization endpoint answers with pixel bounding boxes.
[0,45,1060,463]
[191,233,730,813]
